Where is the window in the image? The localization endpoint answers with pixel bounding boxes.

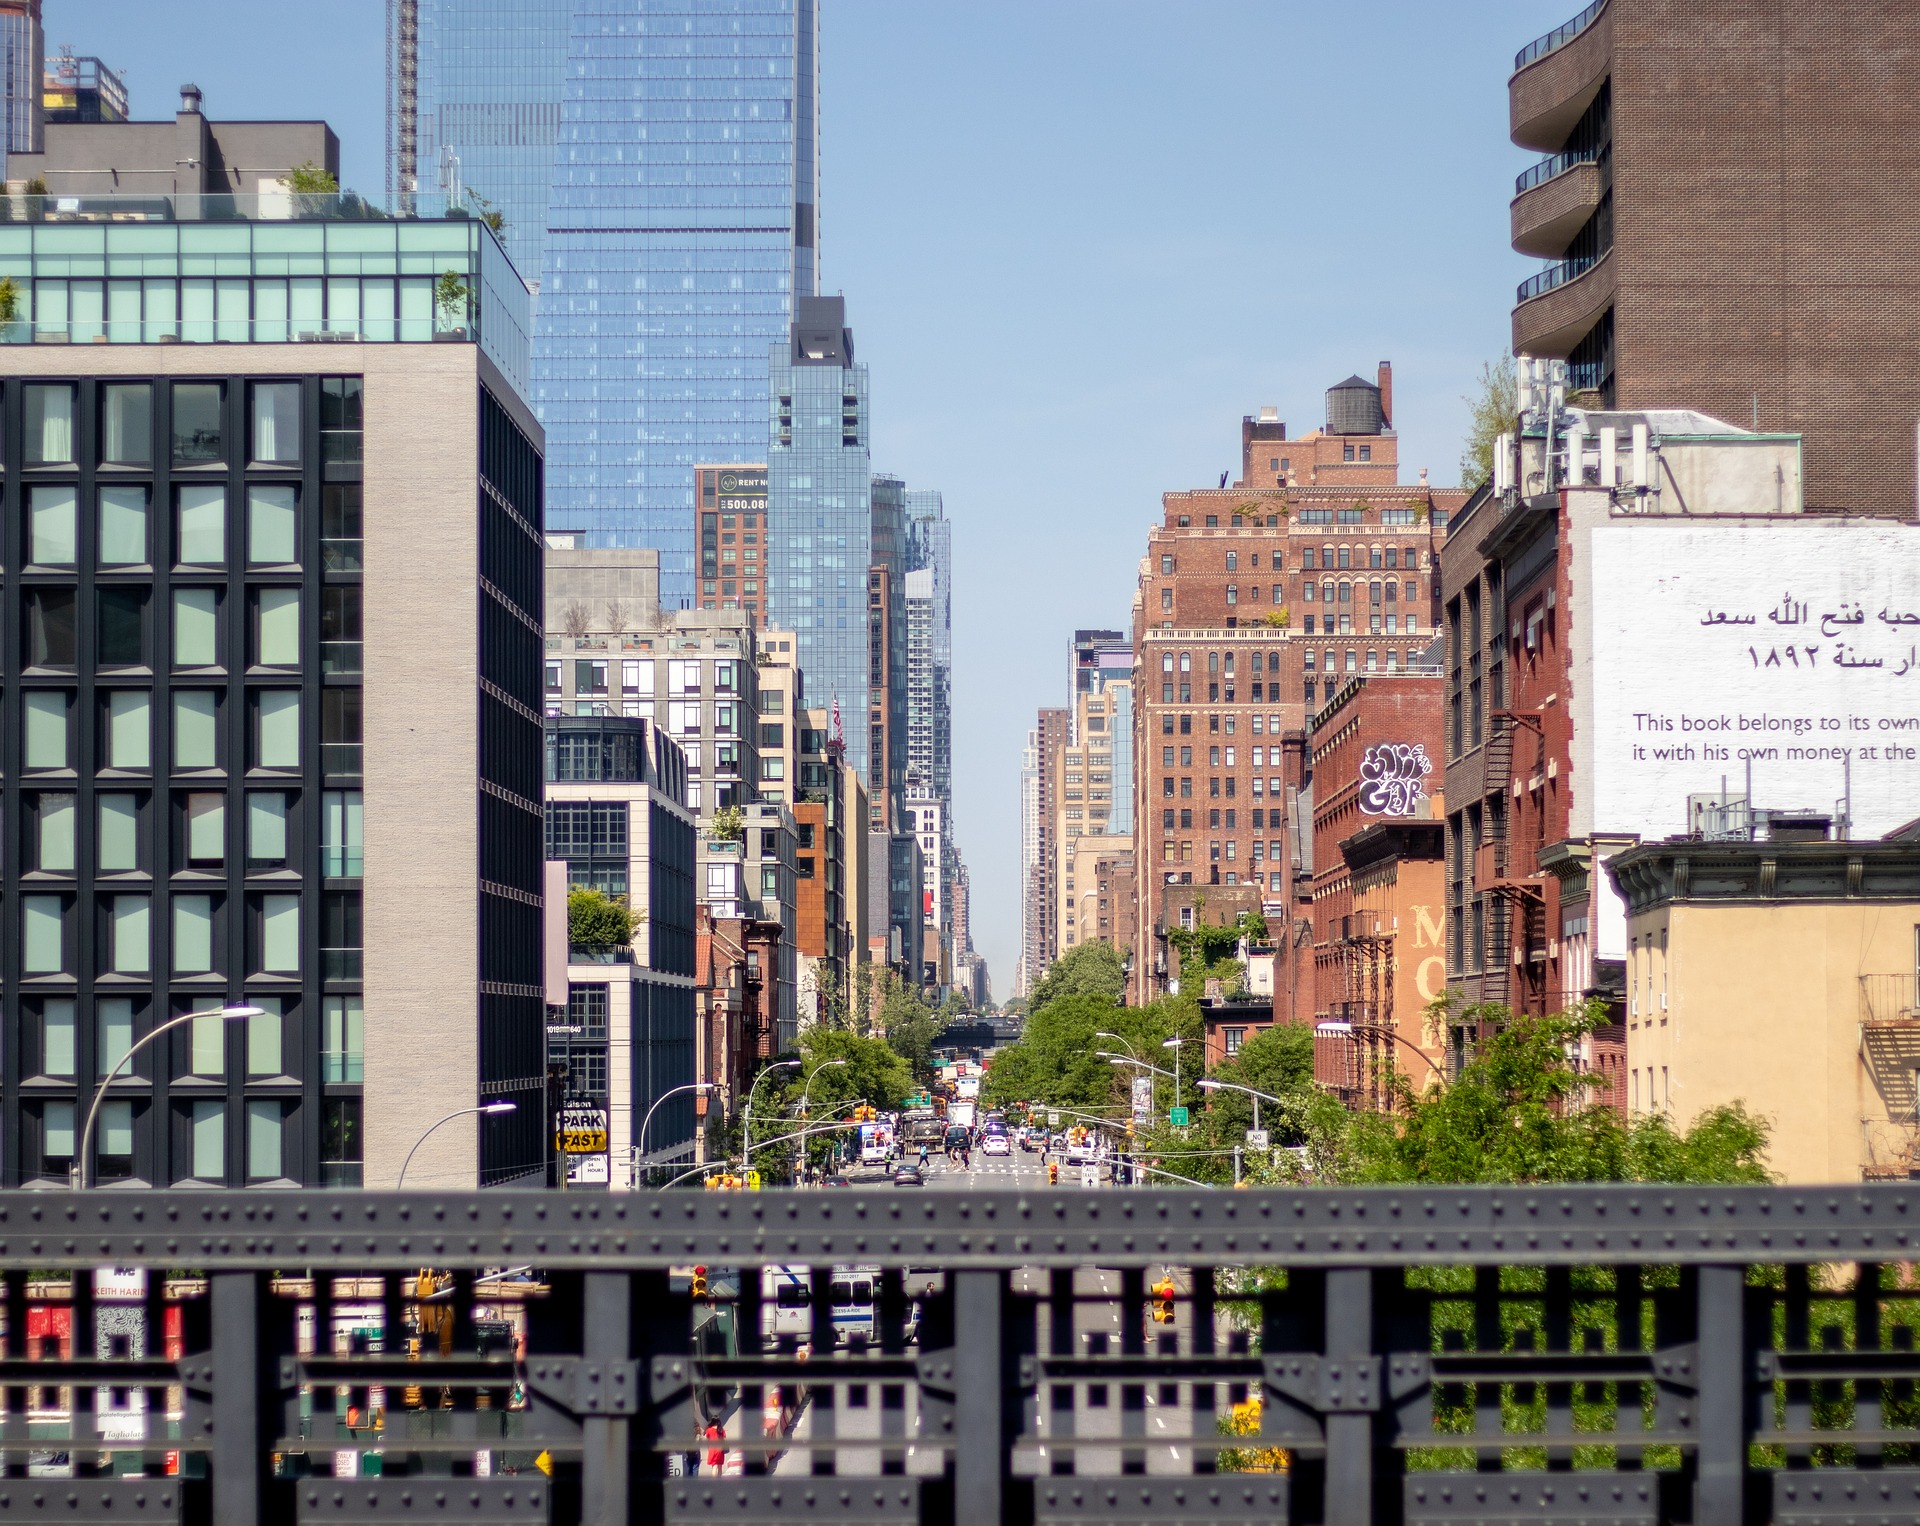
[324,996,363,1083]
[1160,554,1174,574]
[99,485,149,566]
[259,894,300,973]
[174,691,218,770]
[189,1100,224,1181]
[40,999,76,1077]
[109,895,150,974]
[250,382,300,464]
[173,588,219,668]
[32,792,75,871]
[185,793,224,866]
[41,1099,76,1175]
[254,589,300,667]
[247,1101,282,1179]
[255,691,300,769]
[1226,585,1238,605]
[98,794,139,871]
[173,895,214,974]
[248,485,297,565]
[103,690,149,770]
[1161,588,1173,612]
[23,894,65,972]
[1343,444,1355,462]
[101,383,151,465]
[176,484,226,565]
[95,998,134,1077]
[97,588,146,668]
[25,587,77,666]
[320,377,363,464]
[1225,551,1238,571]
[24,383,75,464]
[29,483,77,565]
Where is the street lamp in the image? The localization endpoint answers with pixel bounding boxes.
[73,1002,263,1189]
[1197,1076,1289,1134]
[1093,1031,1138,1060]
[634,1082,716,1182]
[396,1101,516,1189]
[1314,1020,1444,1081]
[1162,1037,1185,1113]
[742,1058,801,1171]
[796,1058,848,1117]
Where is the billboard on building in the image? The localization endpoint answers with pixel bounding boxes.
[1589,523,1920,841]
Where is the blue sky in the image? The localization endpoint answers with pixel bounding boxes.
[57,0,1574,999]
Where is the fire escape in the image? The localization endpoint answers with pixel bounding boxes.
[1860,974,1920,1179]
[1477,710,1549,1015]
[1332,924,1397,1109]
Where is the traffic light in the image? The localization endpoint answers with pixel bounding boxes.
[1152,1278,1176,1324]
[1048,1160,1059,1185]
[691,1266,709,1300]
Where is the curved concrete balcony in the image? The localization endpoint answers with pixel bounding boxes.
[1511,247,1614,358]
[1511,154,1603,257]
[1510,0,1612,152]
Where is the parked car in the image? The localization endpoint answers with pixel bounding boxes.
[892,1164,925,1187]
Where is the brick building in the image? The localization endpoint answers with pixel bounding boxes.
[1128,371,1467,1007]
[1305,672,1448,1107]
[1019,707,1068,993]
[1507,0,1920,515]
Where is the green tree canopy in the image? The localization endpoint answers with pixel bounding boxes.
[1030,941,1126,1012]
[567,887,637,946]
[1458,353,1519,489]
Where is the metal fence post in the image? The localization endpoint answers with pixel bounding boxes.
[1323,1266,1373,1526]
[209,1270,267,1526]
[1694,1263,1749,1526]
[953,1268,1005,1525]
[582,1270,631,1526]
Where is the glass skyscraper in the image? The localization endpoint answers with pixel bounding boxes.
[767,296,873,783]
[401,1,820,603]
[409,2,570,284]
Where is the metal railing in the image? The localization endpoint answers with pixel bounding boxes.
[1515,145,1600,194]
[1514,0,1607,71]
[1517,251,1601,303]
[5,1184,1920,1523]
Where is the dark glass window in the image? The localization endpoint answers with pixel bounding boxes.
[172,382,224,463]
[100,383,152,465]
[321,377,364,465]
[25,587,77,667]
[97,587,146,667]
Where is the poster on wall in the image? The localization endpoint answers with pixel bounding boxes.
[1589,523,1920,841]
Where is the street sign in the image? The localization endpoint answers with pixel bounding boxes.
[1130,1075,1153,1129]
[1080,1163,1098,1190]
[1245,1128,1271,1151]
[1047,1110,1061,1129]
[556,1101,609,1155]
[1169,1106,1190,1127]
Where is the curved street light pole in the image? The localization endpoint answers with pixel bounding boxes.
[633,1082,715,1185]
[1093,1031,1139,1060]
[741,1058,800,1173]
[1314,1020,1445,1082]
[1196,1076,1290,1135]
[73,1002,263,1189]
[396,1101,516,1189]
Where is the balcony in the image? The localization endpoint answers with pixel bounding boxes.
[321,1049,364,1084]
[322,947,363,983]
[1511,151,1604,258]
[1510,0,1612,152]
[1512,247,1614,359]
[568,943,635,965]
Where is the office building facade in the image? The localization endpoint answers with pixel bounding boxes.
[0,0,40,162]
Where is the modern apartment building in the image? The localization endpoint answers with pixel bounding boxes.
[695,463,769,624]
[791,723,857,1027]
[754,629,801,805]
[1019,707,1068,990]
[545,715,698,1182]
[767,298,874,784]
[1055,675,1132,957]
[399,1,821,583]
[0,191,547,1190]
[1507,0,1920,514]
